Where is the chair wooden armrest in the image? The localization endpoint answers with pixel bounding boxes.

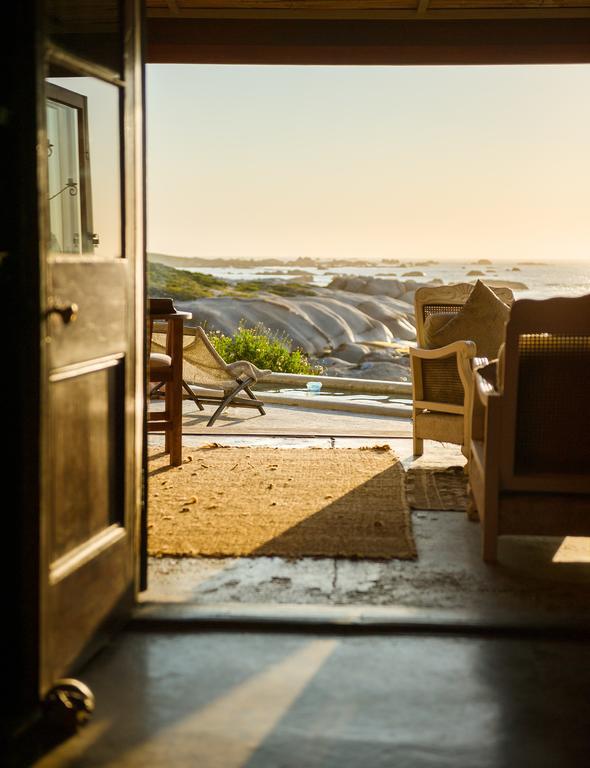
[411,339,477,400]
[410,340,478,460]
[409,339,477,361]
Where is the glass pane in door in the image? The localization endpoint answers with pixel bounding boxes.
[46,74,121,258]
[47,96,82,254]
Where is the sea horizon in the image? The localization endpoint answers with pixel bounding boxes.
[149,251,590,301]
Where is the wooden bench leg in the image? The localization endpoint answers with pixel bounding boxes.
[481,497,499,563]
[466,487,479,522]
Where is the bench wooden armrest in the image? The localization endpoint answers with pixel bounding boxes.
[473,369,501,408]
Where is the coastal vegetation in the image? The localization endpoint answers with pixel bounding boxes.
[148,261,316,300]
[232,280,316,297]
[149,261,226,299]
[209,323,321,375]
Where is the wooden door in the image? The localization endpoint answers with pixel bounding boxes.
[38,0,145,694]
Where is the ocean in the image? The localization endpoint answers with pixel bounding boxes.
[184,260,590,301]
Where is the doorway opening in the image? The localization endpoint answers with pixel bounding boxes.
[143,62,590,622]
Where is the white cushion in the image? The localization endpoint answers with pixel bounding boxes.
[150,352,172,370]
[424,280,510,359]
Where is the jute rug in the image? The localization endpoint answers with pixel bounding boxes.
[148,446,416,559]
[405,465,469,511]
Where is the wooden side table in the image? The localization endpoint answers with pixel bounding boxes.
[148,299,192,466]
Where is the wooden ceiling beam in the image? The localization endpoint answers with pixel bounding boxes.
[416,0,431,17]
[147,17,590,64]
[165,0,180,14]
[146,7,590,21]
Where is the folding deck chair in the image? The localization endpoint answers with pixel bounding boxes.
[151,324,271,427]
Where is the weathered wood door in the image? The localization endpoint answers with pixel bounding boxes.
[39,0,145,694]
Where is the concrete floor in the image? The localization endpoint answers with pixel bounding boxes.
[145,432,590,624]
[32,629,590,767]
[26,412,590,767]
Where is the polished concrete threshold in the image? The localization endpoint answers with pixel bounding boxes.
[32,628,590,768]
[131,600,590,638]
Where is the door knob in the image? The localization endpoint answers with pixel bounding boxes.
[46,301,79,324]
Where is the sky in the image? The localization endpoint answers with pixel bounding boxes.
[146,64,590,263]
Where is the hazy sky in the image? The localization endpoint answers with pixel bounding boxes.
[147,64,590,263]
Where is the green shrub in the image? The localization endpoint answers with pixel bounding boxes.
[148,261,227,300]
[209,323,320,375]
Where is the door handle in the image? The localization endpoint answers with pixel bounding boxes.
[46,301,79,324]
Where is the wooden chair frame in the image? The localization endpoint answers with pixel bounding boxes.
[411,283,513,460]
[469,294,590,562]
[190,375,266,427]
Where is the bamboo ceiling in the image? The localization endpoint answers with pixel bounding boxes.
[146,0,590,20]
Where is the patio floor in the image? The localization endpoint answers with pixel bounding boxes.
[155,396,412,436]
[145,402,590,627]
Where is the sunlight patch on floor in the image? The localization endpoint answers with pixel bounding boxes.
[118,639,337,767]
[552,537,590,563]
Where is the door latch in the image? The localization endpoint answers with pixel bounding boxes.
[46,301,79,324]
